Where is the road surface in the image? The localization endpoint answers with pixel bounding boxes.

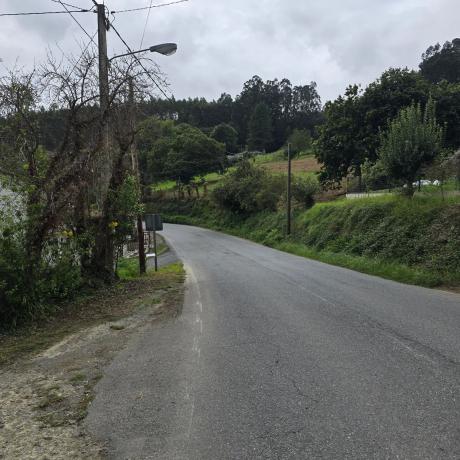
[87,224,460,459]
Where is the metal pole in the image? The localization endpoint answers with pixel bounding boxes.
[128,77,146,275]
[287,143,292,236]
[153,229,158,272]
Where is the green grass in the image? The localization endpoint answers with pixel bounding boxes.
[274,242,445,287]
[151,180,176,192]
[117,257,142,280]
[149,194,460,288]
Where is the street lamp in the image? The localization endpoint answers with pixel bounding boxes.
[109,43,177,62]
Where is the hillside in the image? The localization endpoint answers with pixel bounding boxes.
[149,194,460,288]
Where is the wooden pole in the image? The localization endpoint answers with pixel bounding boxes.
[287,143,292,236]
[128,77,146,274]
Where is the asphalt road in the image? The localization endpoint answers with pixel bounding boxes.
[87,224,460,459]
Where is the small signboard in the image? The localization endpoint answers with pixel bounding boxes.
[145,214,163,232]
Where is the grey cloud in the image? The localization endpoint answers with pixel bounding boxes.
[1,0,459,103]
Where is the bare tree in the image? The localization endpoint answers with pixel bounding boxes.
[0,47,168,286]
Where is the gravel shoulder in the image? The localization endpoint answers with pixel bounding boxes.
[0,259,184,460]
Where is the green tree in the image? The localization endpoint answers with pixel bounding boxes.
[145,123,226,184]
[210,123,239,153]
[379,99,443,196]
[315,85,366,187]
[137,118,175,184]
[287,129,311,155]
[431,81,460,149]
[359,68,430,158]
[247,102,272,151]
[212,160,283,214]
[420,39,460,84]
[316,69,431,188]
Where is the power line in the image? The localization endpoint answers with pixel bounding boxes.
[0,9,91,17]
[109,21,173,102]
[50,0,94,12]
[110,0,188,15]
[140,0,154,49]
[56,0,97,45]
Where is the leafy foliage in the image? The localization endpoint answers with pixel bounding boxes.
[379,99,443,194]
[140,76,322,151]
[140,121,226,184]
[290,175,319,209]
[287,129,312,155]
[420,38,460,84]
[315,85,365,186]
[210,123,239,153]
[212,161,283,215]
[247,103,273,151]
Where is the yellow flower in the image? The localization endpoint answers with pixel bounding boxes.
[109,221,119,229]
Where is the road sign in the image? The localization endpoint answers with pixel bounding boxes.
[145,214,163,231]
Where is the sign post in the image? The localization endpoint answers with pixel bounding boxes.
[144,214,163,271]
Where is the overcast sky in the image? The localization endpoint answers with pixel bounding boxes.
[1,0,459,104]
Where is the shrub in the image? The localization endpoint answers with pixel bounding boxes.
[0,225,83,329]
[287,129,312,156]
[291,175,319,208]
[212,161,283,215]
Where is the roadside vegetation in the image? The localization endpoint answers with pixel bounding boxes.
[0,261,184,458]
[150,193,460,288]
[0,261,185,366]
[1,36,459,332]
[139,39,460,289]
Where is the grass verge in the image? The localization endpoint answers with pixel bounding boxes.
[151,195,460,289]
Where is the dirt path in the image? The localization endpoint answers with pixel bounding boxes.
[0,263,184,459]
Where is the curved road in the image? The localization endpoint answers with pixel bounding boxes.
[88,224,460,459]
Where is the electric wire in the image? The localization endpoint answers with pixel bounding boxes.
[140,0,154,49]
[109,21,173,101]
[0,10,90,17]
[50,0,93,12]
[110,0,188,15]
[56,0,97,45]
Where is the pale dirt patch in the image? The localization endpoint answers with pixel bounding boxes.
[262,157,322,174]
[0,268,184,460]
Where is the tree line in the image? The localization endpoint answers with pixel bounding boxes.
[316,38,460,190]
[139,76,322,152]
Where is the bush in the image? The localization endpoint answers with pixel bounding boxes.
[287,129,312,156]
[291,175,319,208]
[0,225,83,329]
[212,161,284,215]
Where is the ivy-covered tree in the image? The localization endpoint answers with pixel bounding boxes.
[379,98,443,196]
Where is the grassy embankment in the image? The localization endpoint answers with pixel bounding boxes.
[151,150,320,196]
[150,194,460,289]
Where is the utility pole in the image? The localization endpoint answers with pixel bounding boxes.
[286,143,292,236]
[128,77,146,274]
[96,2,109,146]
